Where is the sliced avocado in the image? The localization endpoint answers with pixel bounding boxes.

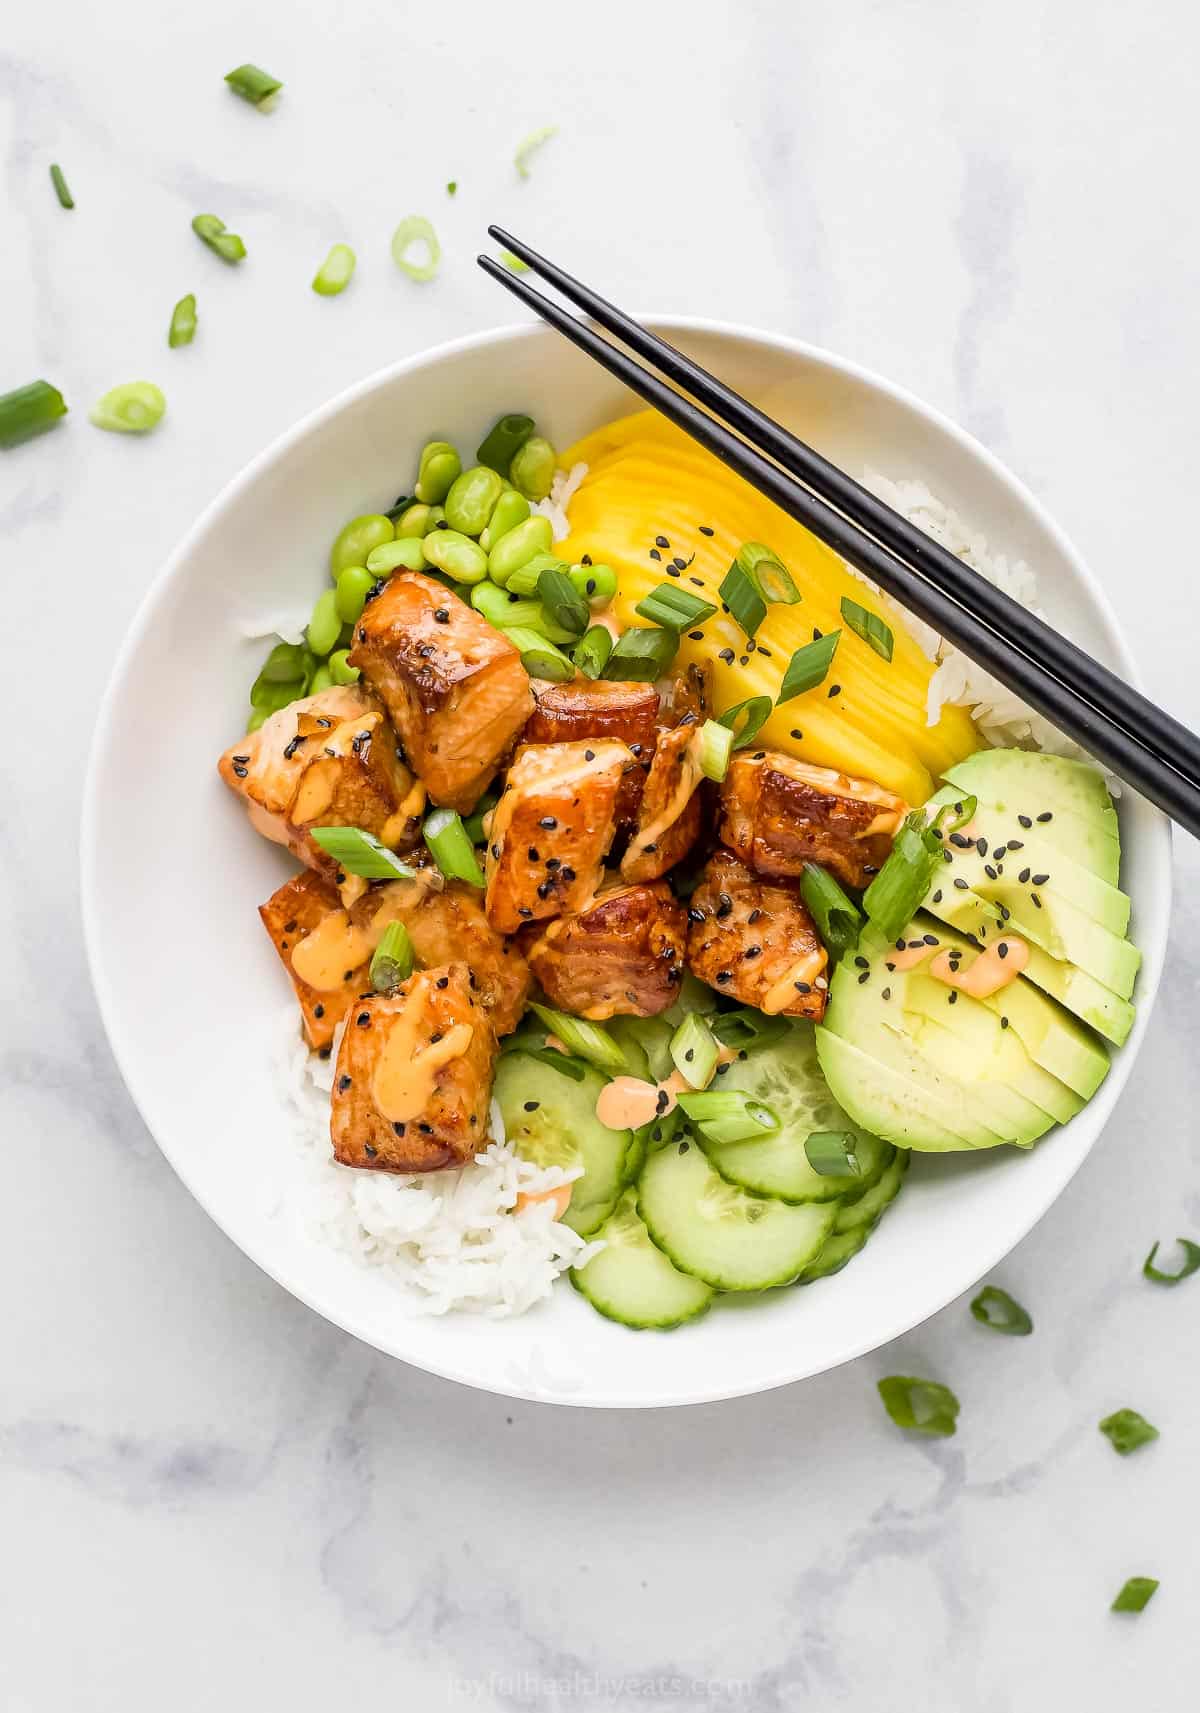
[941,752,1120,884]
[814,1031,968,1152]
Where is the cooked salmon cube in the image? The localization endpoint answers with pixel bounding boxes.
[330,962,496,1173]
[348,571,533,812]
[484,739,630,935]
[521,881,687,1019]
[686,849,829,1020]
[285,707,420,877]
[259,870,356,1052]
[720,750,906,890]
[526,675,659,829]
[620,723,704,884]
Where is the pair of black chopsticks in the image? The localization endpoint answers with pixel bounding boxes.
[479,227,1200,838]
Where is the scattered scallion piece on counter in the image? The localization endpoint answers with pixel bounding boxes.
[89,381,166,435]
[514,125,557,178]
[601,625,678,682]
[536,565,590,636]
[309,827,418,881]
[1143,1236,1200,1285]
[669,1013,719,1090]
[1098,1408,1159,1456]
[192,213,246,264]
[0,379,68,449]
[370,921,415,991]
[862,815,939,942]
[574,624,613,679]
[528,1004,628,1076]
[970,1285,1033,1335]
[932,794,978,837]
[840,596,894,662]
[800,862,861,960]
[719,542,800,639]
[716,694,773,750]
[500,250,529,273]
[697,718,734,782]
[1111,1577,1159,1614]
[675,1090,780,1145]
[423,807,486,887]
[391,216,440,281]
[224,63,283,107]
[446,180,458,196]
[777,631,841,702]
[312,243,356,296]
[635,583,718,630]
[503,624,574,682]
[709,1008,789,1054]
[49,163,74,208]
[804,1132,862,1178]
[168,293,197,348]
[878,1376,960,1437]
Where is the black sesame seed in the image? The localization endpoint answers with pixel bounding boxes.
[716,894,733,919]
[828,684,841,698]
[716,971,732,984]
[523,1100,540,1112]
[365,1143,378,1157]
[954,878,969,890]
[491,843,501,859]
[794,981,812,994]
[318,1046,331,1059]
[1007,839,1024,850]
[687,630,704,641]
[584,749,595,761]
[539,816,558,829]
[642,842,658,854]
[586,579,596,596]
[882,987,892,1000]
[688,906,706,923]
[527,846,540,862]
[1018,814,1033,828]
[690,576,704,587]
[997,942,1009,959]
[545,856,561,869]
[748,908,763,924]
[1000,1015,1010,1029]
[655,534,670,549]
[999,904,1011,921]
[232,763,248,778]
[790,728,803,740]
[313,1003,325,1019]
[418,1122,433,1134]
[232,753,250,764]
[744,946,761,959]
[1037,811,1053,823]
[517,906,533,918]
[1031,893,1042,908]
[854,955,869,969]
[672,555,688,570]
[739,655,749,667]
[560,865,576,882]
[666,565,681,577]
[649,548,662,561]
[984,864,998,880]
[700,525,715,536]
[948,991,958,1005]
[858,971,870,985]
[1032,872,1049,887]
[718,648,735,664]
[1018,867,1031,884]
[436,975,449,989]
[536,880,553,900]
[950,833,971,849]
[976,837,988,857]
[629,743,643,757]
[433,607,450,623]
[356,1012,371,1027]
[337,1075,352,1091]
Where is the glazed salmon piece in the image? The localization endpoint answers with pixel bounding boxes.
[521,881,687,1019]
[330,962,496,1173]
[348,571,532,813]
[484,739,631,935]
[720,750,906,890]
[686,849,829,1021]
[259,870,354,1052]
[526,676,659,830]
[620,723,704,884]
[387,877,531,1036]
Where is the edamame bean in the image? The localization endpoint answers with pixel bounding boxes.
[308,662,334,695]
[471,582,541,630]
[260,639,312,683]
[328,648,360,685]
[509,435,556,501]
[487,514,554,586]
[330,513,394,576]
[366,537,426,575]
[479,488,530,552]
[444,464,505,537]
[568,562,618,606]
[476,412,535,474]
[335,565,376,625]
[395,503,432,538]
[414,440,461,505]
[423,528,489,585]
[308,588,343,657]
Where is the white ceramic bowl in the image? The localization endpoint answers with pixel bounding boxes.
[82,320,1170,1408]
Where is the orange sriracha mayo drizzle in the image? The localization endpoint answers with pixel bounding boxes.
[594,1046,739,1131]
[888,935,1031,997]
[514,1182,573,1220]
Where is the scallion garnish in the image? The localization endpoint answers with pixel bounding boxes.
[840,596,894,661]
[168,293,197,348]
[504,553,565,597]
[669,1013,720,1090]
[800,863,861,959]
[89,382,166,435]
[674,1090,780,1145]
[501,250,529,273]
[716,695,773,750]
[574,624,613,679]
[49,163,74,209]
[804,1132,862,1177]
[877,1376,960,1437]
[477,413,535,474]
[391,216,440,282]
[514,125,557,178]
[718,542,801,639]
[697,718,734,782]
[502,624,575,683]
[931,794,978,837]
[1098,1409,1159,1455]
[192,213,246,264]
[862,817,939,942]
[600,625,679,682]
[462,789,499,846]
[1111,1577,1158,1614]
[224,63,283,106]
[537,565,590,636]
[1142,1236,1200,1285]
[504,1041,587,1081]
[446,180,458,196]
[969,1285,1033,1335]
[709,1008,789,1053]
[0,380,68,449]
[370,921,415,991]
[309,826,419,881]
[423,807,486,887]
[258,639,312,683]
[312,243,356,297]
[528,1004,628,1076]
[777,631,841,703]
[634,583,718,631]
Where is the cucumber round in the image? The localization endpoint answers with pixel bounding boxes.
[637,1137,835,1290]
[495,1053,630,1237]
[698,1023,888,1203]
[834,1147,908,1234]
[571,1191,714,1329]
[799,1221,872,1283]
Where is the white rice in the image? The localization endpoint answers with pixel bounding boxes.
[533,461,588,542]
[272,1011,602,1317]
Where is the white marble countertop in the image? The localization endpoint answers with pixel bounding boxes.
[4,2,1198,1707]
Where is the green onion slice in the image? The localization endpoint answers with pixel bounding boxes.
[777,631,841,703]
[503,624,574,682]
[634,583,718,630]
[877,1376,960,1436]
[1111,1577,1159,1614]
[370,921,415,991]
[477,413,535,474]
[501,251,529,273]
[514,125,557,179]
[536,565,590,636]
[89,382,166,435]
[969,1285,1033,1335]
[804,1132,862,1178]
[669,1013,720,1090]
[309,826,418,880]
[168,294,197,348]
[931,794,978,837]
[675,1090,780,1145]
[574,624,613,679]
[528,1004,627,1076]
[391,216,441,282]
[697,718,734,782]
[423,807,486,887]
[862,819,938,943]
[716,695,773,750]
[505,553,565,598]
[1143,1236,1200,1285]
[258,639,312,683]
[719,542,801,638]
[446,180,458,196]
[224,63,282,106]
[192,213,246,264]
[462,789,498,847]
[503,1041,587,1081]
[709,1008,789,1053]
[601,625,679,682]
[0,379,68,449]
[1098,1408,1159,1455]
[312,243,356,297]
[840,595,894,662]
[801,862,861,959]
[49,163,74,209]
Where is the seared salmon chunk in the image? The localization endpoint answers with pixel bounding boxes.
[521,882,687,1019]
[686,849,829,1020]
[720,751,906,890]
[259,870,354,1052]
[348,571,532,812]
[620,724,704,884]
[382,875,531,1036]
[330,962,496,1173]
[484,739,630,935]
[526,676,658,829]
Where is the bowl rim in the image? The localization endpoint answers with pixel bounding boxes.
[80,315,1171,1407]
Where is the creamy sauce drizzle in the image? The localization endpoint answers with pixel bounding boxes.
[760,946,828,1014]
[594,1046,738,1130]
[370,972,474,1122]
[289,878,432,991]
[888,936,1030,997]
[621,728,703,876]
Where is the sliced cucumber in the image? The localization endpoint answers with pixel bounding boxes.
[834,1146,908,1233]
[612,1013,675,1082]
[495,1053,629,1237]
[571,1190,714,1329]
[799,1222,872,1283]
[637,1138,835,1290]
[697,1022,888,1203]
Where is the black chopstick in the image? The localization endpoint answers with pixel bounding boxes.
[479,242,1200,836]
